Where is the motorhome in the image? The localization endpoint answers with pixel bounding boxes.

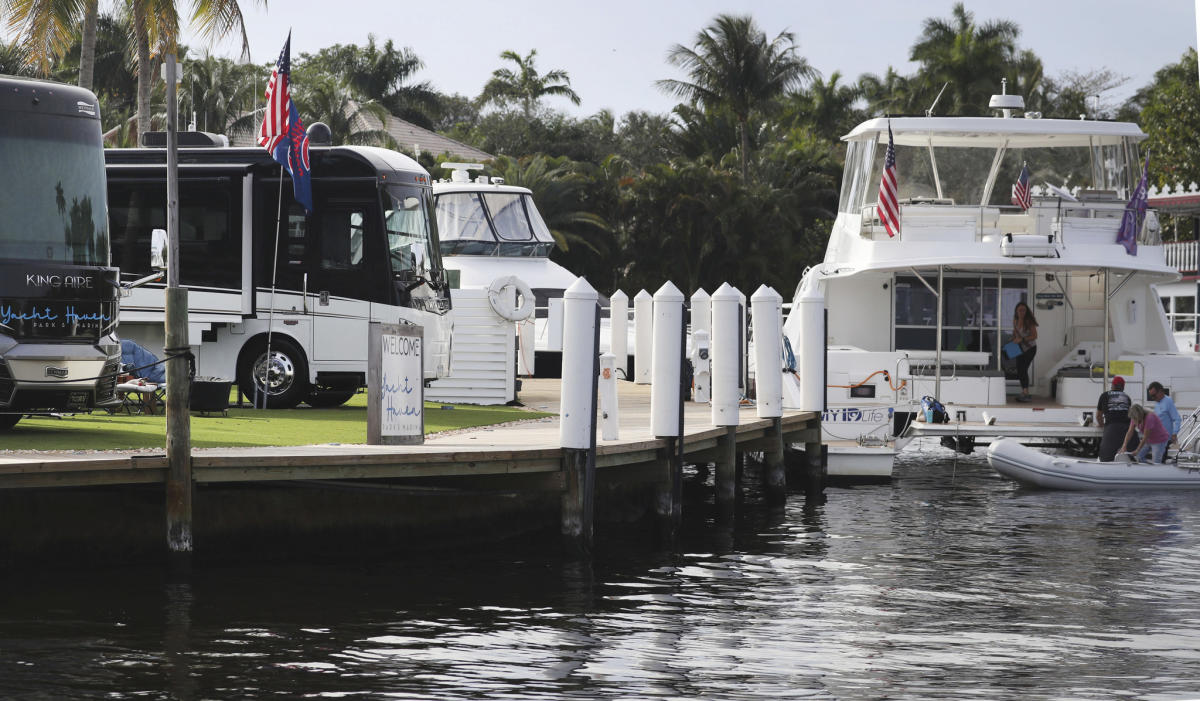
[0,77,121,428]
[106,131,453,408]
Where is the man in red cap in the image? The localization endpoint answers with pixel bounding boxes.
[1096,376,1132,461]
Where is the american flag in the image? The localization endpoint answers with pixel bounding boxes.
[1012,162,1032,210]
[259,32,312,213]
[877,122,899,237]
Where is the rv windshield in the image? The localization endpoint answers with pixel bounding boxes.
[385,184,437,279]
[0,112,108,265]
[839,134,1141,213]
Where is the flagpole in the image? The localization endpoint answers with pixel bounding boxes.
[261,170,285,409]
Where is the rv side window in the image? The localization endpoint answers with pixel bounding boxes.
[108,178,240,289]
[317,209,366,271]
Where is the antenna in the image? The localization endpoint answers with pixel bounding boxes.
[926,82,949,117]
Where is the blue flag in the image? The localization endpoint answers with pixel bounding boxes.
[1115,154,1149,256]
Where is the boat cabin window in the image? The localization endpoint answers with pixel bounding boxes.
[893,272,1030,365]
[841,132,1142,214]
[435,190,555,256]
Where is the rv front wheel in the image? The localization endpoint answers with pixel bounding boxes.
[0,413,20,430]
[239,338,310,409]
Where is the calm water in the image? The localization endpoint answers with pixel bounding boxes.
[5,445,1200,700]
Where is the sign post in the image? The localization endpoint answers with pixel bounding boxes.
[368,322,424,445]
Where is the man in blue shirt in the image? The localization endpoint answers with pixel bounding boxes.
[1148,381,1182,446]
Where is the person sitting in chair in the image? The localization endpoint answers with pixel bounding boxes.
[120,339,165,384]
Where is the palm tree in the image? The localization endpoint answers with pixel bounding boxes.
[657,13,813,182]
[485,154,607,254]
[787,71,862,142]
[3,0,264,137]
[294,75,395,147]
[858,66,912,117]
[909,2,1020,115]
[305,36,439,129]
[180,52,258,134]
[478,49,581,120]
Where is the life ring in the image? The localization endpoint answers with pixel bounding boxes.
[487,275,535,321]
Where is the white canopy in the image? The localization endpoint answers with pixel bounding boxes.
[844,117,1147,148]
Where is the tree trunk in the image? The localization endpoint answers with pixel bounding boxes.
[134,3,152,141]
[78,0,98,90]
[738,118,750,183]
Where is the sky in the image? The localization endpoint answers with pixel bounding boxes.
[184,0,1199,120]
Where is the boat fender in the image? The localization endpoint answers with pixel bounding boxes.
[487,275,535,321]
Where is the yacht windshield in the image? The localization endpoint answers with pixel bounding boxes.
[839,132,1140,213]
[385,184,437,279]
[435,190,555,256]
[0,111,109,264]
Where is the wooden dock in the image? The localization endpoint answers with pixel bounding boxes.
[0,379,820,558]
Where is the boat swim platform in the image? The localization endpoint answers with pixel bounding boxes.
[0,378,821,491]
[906,420,1101,440]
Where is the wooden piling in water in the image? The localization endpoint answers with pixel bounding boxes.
[717,425,738,509]
[164,286,193,556]
[765,417,786,505]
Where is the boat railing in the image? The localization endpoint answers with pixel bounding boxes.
[859,203,1021,243]
[1163,240,1199,273]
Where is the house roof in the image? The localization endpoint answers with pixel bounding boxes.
[227,103,493,163]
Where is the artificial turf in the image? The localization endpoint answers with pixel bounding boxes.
[0,392,551,451]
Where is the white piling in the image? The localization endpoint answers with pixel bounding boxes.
[711,283,742,427]
[711,282,742,512]
[559,278,599,552]
[651,282,684,437]
[751,285,783,419]
[690,288,711,349]
[599,352,619,440]
[609,289,629,380]
[633,289,653,384]
[560,278,599,449]
[796,277,826,413]
[691,329,711,403]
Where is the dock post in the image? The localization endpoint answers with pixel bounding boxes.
[163,54,192,560]
[651,282,685,542]
[633,289,653,384]
[598,353,619,440]
[609,289,628,380]
[559,278,600,555]
[752,285,786,505]
[711,283,743,513]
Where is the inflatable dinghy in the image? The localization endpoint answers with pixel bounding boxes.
[987,438,1200,490]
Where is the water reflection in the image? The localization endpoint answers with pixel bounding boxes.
[4,453,1200,698]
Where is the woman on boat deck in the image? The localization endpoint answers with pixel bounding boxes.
[1010,302,1038,403]
[1120,404,1170,463]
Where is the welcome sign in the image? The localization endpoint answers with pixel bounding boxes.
[367,322,424,445]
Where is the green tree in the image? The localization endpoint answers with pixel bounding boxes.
[786,70,863,143]
[1135,49,1200,188]
[292,74,395,147]
[302,36,438,129]
[908,2,1019,115]
[478,48,581,120]
[657,13,813,182]
[180,52,258,135]
[481,154,607,254]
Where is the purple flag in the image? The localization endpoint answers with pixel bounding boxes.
[1116,154,1149,256]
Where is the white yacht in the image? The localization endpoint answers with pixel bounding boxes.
[433,164,579,375]
[781,92,1200,478]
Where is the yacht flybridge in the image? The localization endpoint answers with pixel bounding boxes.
[781,93,1200,478]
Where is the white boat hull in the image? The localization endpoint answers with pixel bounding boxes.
[826,443,897,479]
[987,438,1200,490]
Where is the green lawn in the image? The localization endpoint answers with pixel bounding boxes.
[0,392,551,451]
